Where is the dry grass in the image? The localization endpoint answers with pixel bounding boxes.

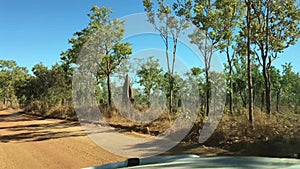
[19,102,300,157]
[0,104,8,110]
[47,106,77,120]
[103,105,300,157]
[24,102,77,121]
[201,107,300,157]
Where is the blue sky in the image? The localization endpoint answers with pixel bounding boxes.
[0,0,144,71]
[0,0,299,73]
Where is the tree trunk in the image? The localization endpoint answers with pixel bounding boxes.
[205,69,210,116]
[261,91,265,111]
[239,90,247,108]
[253,87,256,106]
[164,29,173,116]
[229,66,233,114]
[276,91,280,112]
[227,47,233,115]
[123,74,130,105]
[265,4,271,115]
[169,75,174,114]
[246,0,254,125]
[147,88,151,107]
[107,73,112,106]
[262,60,271,115]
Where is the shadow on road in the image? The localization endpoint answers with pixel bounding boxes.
[0,109,87,143]
[0,110,30,122]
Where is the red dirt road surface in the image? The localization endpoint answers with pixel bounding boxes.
[0,108,124,169]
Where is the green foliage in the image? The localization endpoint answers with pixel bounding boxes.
[190,0,245,116]
[62,6,132,106]
[136,56,164,104]
[247,0,300,114]
[1,2,300,122]
[251,0,300,55]
[0,60,29,107]
[16,63,72,108]
[143,0,192,114]
[280,63,300,113]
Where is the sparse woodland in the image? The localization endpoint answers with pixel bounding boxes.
[1,0,300,157]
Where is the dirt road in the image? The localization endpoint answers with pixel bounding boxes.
[0,108,124,169]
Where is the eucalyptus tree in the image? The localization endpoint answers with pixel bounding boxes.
[187,67,205,114]
[11,67,30,106]
[281,63,293,107]
[216,0,245,114]
[31,63,54,108]
[246,0,254,124]
[232,55,248,108]
[281,63,300,113]
[136,56,164,106]
[189,0,216,116]
[0,60,28,106]
[233,0,254,124]
[61,6,132,106]
[48,63,72,106]
[0,60,16,105]
[190,67,205,111]
[143,0,192,114]
[250,0,300,115]
[160,72,186,111]
[252,62,264,110]
[270,66,281,112]
[190,0,243,116]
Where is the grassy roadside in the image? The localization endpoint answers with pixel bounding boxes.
[7,103,300,158]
